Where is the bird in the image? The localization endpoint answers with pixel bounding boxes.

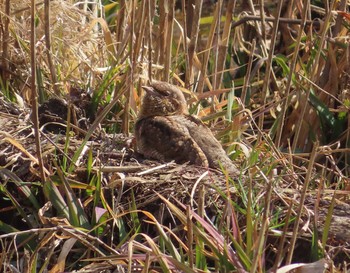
[135,80,239,175]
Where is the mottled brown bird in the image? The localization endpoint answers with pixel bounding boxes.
[135,80,239,174]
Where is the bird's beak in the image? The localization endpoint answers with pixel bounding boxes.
[142,86,157,96]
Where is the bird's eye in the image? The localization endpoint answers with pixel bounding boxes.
[162,90,171,96]
[153,89,170,97]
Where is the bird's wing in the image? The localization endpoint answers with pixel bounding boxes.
[135,116,208,167]
[174,115,239,174]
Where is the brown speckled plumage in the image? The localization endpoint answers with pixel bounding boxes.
[135,81,239,174]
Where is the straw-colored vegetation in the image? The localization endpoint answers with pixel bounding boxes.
[0,0,349,272]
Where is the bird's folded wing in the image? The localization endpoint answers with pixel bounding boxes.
[135,116,208,167]
[174,115,239,174]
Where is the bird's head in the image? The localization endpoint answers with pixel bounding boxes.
[138,81,189,118]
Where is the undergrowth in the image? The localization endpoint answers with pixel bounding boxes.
[0,0,349,272]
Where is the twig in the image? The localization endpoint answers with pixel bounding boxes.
[31,0,46,183]
[137,161,176,175]
[231,15,317,29]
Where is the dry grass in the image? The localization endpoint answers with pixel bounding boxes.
[0,0,350,272]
